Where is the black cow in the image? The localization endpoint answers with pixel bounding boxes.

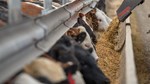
[47,36,80,75]
[74,45,110,84]
[47,35,110,84]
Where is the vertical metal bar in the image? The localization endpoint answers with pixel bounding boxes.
[62,0,65,5]
[42,0,52,15]
[44,0,52,10]
[8,0,22,24]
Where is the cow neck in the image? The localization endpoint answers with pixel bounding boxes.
[77,17,97,44]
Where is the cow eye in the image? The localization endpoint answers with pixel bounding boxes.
[85,44,91,48]
[87,48,93,53]
[99,19,102,22]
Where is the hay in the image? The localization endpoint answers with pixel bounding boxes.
[96,17,122,84]
[101,17,120,45]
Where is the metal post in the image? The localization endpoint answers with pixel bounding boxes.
[44,0,52,10]
[8,0,23,24]
[42,0,53,15]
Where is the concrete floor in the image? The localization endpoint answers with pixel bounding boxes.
[131,0,150,83]
[135,0,150,57]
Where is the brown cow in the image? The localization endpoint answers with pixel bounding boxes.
[21,2,44,17]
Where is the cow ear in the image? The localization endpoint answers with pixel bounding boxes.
[79,13,85,18]
[77,29,80,34]
[66,30,71,36]
[90,8,96,14]
[75,32,86,43]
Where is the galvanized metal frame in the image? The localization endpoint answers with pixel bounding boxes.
[0,0,98,83]
[42,0,53,15]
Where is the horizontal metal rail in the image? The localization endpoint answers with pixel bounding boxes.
[0,0,98,83]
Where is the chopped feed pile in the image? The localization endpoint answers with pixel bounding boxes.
[96,17,122,84]
[101,17,120,46]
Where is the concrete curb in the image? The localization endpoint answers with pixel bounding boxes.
[125,17,138,84]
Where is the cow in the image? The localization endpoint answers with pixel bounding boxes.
[66,26,99,61]
[74,13,97,44]
[21,2,44,17]
[47,35,110,84]
[24,57,67,84]
[66,13,99,61]
[85,8,112,39]
[47,35,80,75]
[73,44,110,84]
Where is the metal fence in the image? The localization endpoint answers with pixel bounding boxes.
[0,0,98,83]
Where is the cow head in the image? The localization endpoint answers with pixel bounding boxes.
[86,8,112,32]
[47,36,80,74]
[95,8,112,31]
[68,26,99,61]
[74,45,110,84]
[74,13,97,44]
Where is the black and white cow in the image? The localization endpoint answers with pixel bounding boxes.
[74,44,110,84]
[47,35,110,84]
